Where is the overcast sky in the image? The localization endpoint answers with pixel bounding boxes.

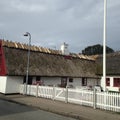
[0,0,120,53]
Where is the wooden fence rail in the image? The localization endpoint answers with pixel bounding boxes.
[20,84,120,112]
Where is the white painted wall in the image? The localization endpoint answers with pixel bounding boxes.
[106,86,119,92]
[32,77,61,86]
[69,78,100,89]
[67,78,81,88]
[5,76,23,94]
[101,76,120,92]
[38,77,99,89]
[87,78,100,87]
[108,77,113,87]
[0,75,101,94]
[41,77,61,86]
[0,76,7,93]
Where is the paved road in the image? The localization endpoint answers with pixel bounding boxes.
[0,99,76,120]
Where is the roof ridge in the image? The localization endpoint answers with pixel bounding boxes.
[0,39,95,61]
[1,39,61,54]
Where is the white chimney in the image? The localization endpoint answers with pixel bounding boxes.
[61,42,69,55]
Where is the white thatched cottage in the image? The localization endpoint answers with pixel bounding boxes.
[0,40,98,94]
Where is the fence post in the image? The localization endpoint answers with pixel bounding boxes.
[65,86,68,103]
[52,85,56,100]
[104,91,107,110]
[36,84,39,97]
[23,83,26,95]
[93,88,97,109]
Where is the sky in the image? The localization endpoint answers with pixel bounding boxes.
[0,0,120,53]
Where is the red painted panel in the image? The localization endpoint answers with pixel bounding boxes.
[0,40,7,76]
[114,78,120,87]
[106,78,110,86]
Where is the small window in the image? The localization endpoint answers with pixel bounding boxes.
[23,76,33,85]
[69,78,73,83]
[114,78,120,87]
[82,78,87,86]
[106,78,110,86]
[61,77,67,88]
[28,76,33,85]
[36,76,41,81]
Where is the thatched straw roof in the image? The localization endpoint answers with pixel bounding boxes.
[1,40,97,78]
[1,40,96,61]
[96,52,120,76]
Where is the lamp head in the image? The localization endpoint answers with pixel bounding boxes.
[23,32,29,37]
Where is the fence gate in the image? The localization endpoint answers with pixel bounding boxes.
[54,87,66,102]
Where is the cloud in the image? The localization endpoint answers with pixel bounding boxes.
[12,2,47,13]
[0,0,120,53]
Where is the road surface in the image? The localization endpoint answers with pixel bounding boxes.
[0,99,76,120]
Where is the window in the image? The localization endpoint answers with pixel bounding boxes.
[61,77,67,88]
[114,78,120,87]
[28,76,33,85]
[23,76,33,85]
[69,78,73,83]
[82,78,87,86]
[36,76,41,81]
[35,76,44,85]
[106,78,110,86]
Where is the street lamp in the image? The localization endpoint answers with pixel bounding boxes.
[103,0,107,91]
[23,32,31,94]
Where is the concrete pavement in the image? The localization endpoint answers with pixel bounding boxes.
[0,94,120,120]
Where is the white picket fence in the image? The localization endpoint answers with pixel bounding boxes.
[20,84,120,112]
